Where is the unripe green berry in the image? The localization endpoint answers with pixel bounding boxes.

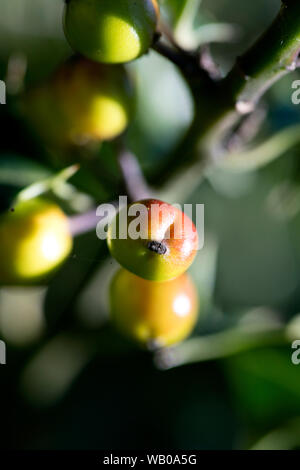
[64,0,159,64]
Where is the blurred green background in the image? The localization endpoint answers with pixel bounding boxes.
[1,0,300,450]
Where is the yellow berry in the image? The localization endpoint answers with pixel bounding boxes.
[110,268,199,348]
[0,198,72,285]
[23,57,134,147]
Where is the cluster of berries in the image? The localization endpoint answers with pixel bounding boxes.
[0,1,200,348]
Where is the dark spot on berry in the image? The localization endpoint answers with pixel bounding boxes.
[147,240,167,255]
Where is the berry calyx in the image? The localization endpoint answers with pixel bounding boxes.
[147,240,167,255]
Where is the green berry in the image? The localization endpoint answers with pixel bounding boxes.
[64,0,159,64]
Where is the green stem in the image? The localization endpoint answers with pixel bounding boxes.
[155,324,287,370]
[198,0,300,156]
[153,1,300,194]
[221,1,300,113]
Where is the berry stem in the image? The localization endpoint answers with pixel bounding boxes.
[68,209,104,236]
[155,320,286,370]
[117,147,153,202]
[68,202,118,236]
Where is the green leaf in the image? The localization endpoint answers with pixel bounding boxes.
[225,347,300,426]
[0,154,51,187]
[160,0,196,27]
[252,417,300,450]
[162,0,239,49]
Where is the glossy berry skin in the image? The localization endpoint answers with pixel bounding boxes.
[64,0,159,64]
[110,268,199,347]
[23,57,134,147]
[107,199,198,282]
[0,198,72,286]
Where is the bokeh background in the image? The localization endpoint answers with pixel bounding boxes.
[1,0,300,450]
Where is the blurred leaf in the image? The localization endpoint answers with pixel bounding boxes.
[0,0,63,40]
[225,347,300,426]
[251,417,300,450]
[189,234,218,315]
[0,286,46,346]
[156,310,284,370]
[0,0,69,83]
[189,23,240,46]
[160,0,197,27]
[219,125,300,172]
[174,0,239,48]
[162,0,239,49]
[20,332,94,407]
[207,166,257,198]
[0,184,20,212]
[266,181,300,221]
[127,52,193,170]
[44,234,108,334]
[0,154,50,186]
